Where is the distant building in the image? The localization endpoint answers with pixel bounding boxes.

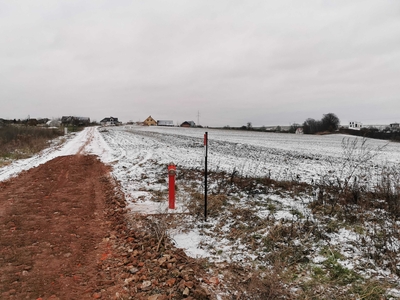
[295,127,304,134]
[100,117,119,126]
[349,121,363,130]
[61,116,91,126]
[46,119,61,127]
[390,123,399,129]
[157,120,174,126]
[180,121,196,127]
[78,117,90,126]
[143,116,157,126]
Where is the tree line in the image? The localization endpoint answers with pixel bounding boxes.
[301,113,340,134]
[223,113,341,134]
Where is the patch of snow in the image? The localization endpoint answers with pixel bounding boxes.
[0,127,115,182]
[172,229,209,258]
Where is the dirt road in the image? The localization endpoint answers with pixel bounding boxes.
[0,155,117,299]
[0,152,214,300]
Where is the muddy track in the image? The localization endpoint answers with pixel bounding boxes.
[0,154,216,300]
[0,155,116,299]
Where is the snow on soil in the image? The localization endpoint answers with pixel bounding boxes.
[0,127,110,181]
[119,125,399,185]
[97,126,400,296]
[1,126,400,296]
[98,130,398,240]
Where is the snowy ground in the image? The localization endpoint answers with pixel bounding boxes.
[3,126,398,185]
[1,126,400,298]
[98,126,400,297]
[117,125,400,184]
[0,127,112,182]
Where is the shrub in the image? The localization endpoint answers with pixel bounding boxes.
[0,125,63,159]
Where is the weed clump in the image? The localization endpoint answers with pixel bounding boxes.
[0,125,63,161]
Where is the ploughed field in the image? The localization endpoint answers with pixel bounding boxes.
[100,126,400,193]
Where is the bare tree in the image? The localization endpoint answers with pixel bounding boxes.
[289,123,301,133]
[321,113,340,132]
[303,118,322,134]
[302,113,340,134]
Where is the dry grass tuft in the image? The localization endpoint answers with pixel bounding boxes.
[0,125,63,159]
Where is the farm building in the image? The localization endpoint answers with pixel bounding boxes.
[390,123,399,129]
[46,119,61,127]
[180,121,196,127]
[100,117,120,126]
[61,116,90,126]
[349,121,363,130]
[157,120,174,126]
[143,116,157,126]
[295,127,304,134]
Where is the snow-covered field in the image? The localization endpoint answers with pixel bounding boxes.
[2,126,399,185]
[104,125,400,193]
[1,126,399,297]
[4,124,396,185]
[98,126,400,297]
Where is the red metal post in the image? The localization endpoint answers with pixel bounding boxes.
[204,132,208,222]
[168,163,176,209]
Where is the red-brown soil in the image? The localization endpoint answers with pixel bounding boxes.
[0,155,214,300]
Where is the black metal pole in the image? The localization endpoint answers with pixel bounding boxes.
[204,132,208,222]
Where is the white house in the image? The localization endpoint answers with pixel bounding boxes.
[349,121,363,130]
[100,117,119,126]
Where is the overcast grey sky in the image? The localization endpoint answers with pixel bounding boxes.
[1,0,399,127]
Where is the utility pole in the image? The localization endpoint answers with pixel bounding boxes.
[197,111,200,126]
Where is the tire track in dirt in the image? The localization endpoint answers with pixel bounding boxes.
[77,127,95,155]
[0,154,117,299]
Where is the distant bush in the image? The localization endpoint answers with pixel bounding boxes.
[303,113,340,134]
[0,125,63,160]
[303,118,322,134]
[289,123,301,133]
